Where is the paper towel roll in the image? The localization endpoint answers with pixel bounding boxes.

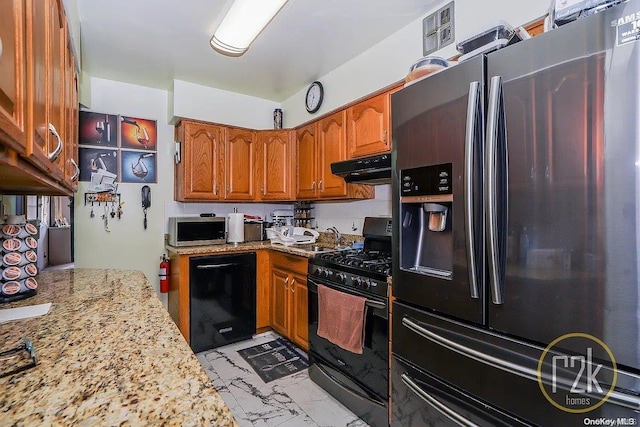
[227,213,244,244]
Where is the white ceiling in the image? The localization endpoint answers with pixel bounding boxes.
[77,0,439,102]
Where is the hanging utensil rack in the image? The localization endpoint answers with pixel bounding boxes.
[84,192,121,206]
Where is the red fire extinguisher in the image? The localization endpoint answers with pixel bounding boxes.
[159,255,170,293]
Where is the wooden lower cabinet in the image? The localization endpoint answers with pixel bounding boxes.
[270,252,309,351]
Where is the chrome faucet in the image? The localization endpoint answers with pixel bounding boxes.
[326,226,341,247]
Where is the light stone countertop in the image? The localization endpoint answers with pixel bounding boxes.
[0,268,237,426]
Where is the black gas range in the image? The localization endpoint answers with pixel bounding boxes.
[309,250,391,300]
[307,217,392,427]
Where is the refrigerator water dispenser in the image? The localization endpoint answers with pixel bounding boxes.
[399,164,453,279]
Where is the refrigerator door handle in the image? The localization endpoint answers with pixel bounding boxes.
[401,316,640,411]
[401,373,480,427]
[485,75,504,305]
[464,80,481,299]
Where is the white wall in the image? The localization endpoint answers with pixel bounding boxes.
[170,80,279,129]
[74,78,175,304]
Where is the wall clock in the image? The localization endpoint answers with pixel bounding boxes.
[305,81,324,114]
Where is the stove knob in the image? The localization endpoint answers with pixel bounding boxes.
[354,277,363,289]
[336,273,347,284]
[316,268,325,277]
[363,280,372,290]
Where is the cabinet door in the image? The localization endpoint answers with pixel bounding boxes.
[317,110,347,198]
[290,273,309,350]
[24,0,51,170]
[346,91,390,158]
[225,127,256,200]
[0,0,26,151]
[64,29,78,188]
[258,130,291,200]
[176,121,223,200]
[271,267,289,336]
[295,122,317,199]
[47,0,65,179]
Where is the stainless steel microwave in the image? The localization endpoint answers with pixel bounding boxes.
[168,216,226,247]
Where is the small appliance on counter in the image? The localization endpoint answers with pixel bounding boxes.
[243,215,265,242]
[167,216,226,247]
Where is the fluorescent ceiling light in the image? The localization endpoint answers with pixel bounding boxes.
[210,0,288,56]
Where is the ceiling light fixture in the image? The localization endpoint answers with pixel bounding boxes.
[210,0,288,57]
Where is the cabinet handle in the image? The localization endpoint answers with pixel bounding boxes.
[0,36,3,62]
[291,278,295,293]
[319,180,323,192]
[70,158,80,181]
[226,185,230,194]
[48,123,63,162]
[174,141,181,164]
[284,276,289,291]
[311,181,316,191]
[383,130,388,145]
[261,185,265,196]
[214,184,218,196]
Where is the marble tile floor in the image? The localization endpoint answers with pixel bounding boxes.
[196,331,370,427]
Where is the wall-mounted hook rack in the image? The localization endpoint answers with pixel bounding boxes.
[85,192,121,206]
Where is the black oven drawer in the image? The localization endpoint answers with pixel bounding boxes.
[392,355,531,427]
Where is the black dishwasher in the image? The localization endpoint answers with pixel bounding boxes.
[189,252,256,352]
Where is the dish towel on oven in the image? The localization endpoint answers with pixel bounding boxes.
[317,284,367,354]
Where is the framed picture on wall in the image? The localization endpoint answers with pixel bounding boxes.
[120,150,157,183]
[120,116,157,150]
[78,148,119,182]
[79,111,118,147]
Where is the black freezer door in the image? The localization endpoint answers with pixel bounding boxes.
[392,301,640,426]
[485,0,640,370]
[392,54,486,325]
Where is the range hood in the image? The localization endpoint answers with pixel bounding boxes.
[330,153,391,185]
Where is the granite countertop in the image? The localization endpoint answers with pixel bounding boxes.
[0,268,237,426]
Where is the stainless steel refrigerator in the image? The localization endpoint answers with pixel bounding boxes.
[391,1,640,424]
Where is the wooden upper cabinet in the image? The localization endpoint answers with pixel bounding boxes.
[24,0,50,171]
[47,0,65,180]
[346,91,391,158]
[225,126,256,200]
[295,122,317,199]
[175,120,223,201]
[63,36,79,188]
[257,130,291,200]
[0,0,26,151]
[317,110,347,198]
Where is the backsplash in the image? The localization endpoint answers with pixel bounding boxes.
[164,184,392,236]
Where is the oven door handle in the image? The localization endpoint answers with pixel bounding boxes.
[365,299,386,310]
[314,362,386,406]
[308,278,387,310]
[401,373,479,427]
